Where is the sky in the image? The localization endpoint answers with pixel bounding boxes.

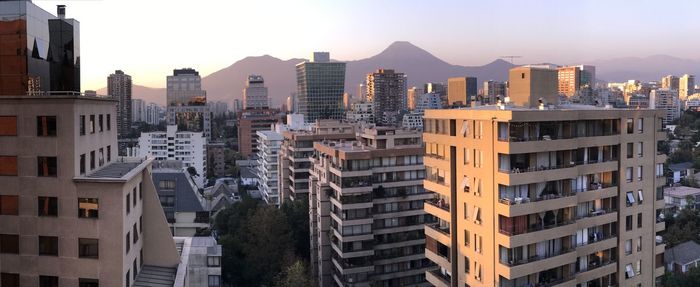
[34,0,700,91]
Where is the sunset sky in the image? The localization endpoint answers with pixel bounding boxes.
[34,0,700,91]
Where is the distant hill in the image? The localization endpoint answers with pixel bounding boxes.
[97,85,166,106]
[589,55,700,82]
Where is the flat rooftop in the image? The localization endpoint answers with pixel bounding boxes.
[75,157,151,182]
[447,103,654,111]
[665,186,700,198]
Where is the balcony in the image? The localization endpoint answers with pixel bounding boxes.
[425,198,451,220]
[499,219,577,248]
[575,260,616,284]
[498,190,577,217]
[425,224,450,246]
[426,268,450,287]
[501,249,577,280]
[425,248,450,270]
[575,234,617,256]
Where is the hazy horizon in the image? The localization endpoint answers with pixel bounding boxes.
[33,0,700,91]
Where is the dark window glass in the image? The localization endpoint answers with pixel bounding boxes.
[79,238,99,259]
[79,278,99,287]
[78,198,99,218]
[0,234,19,254]
[132,187,136,207]
[90,151,95,170]
[80,154,86,174]
[107,114,111,130]
[80,115,86,135]
[126,194,131,214]
[39,236,58,256]
[160,195,175,207]
[1,273,19,287]
[37,116,57,136]
[37,157,57,177]
[0,195,19,215]
[89,115,95,133]
[39,276,58,287]
[98,115,103,132]
[133,224,138,244]
[38,197,58,216]
[126,232,131,253]
[125,271,130,287]
[626,215,633,231]
[107,146,111,162]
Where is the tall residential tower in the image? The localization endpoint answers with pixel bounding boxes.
[296,52,346,122]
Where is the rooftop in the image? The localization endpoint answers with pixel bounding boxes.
[76,157,151,182]
[669,162,694,172]
[665,241,700,265]
[664,185,700,198]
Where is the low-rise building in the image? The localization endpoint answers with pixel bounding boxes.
[402,112,424,130]
[152,167,210,236]
[664,185,700,211]
[669,162,695,184]
[173,237,222,287]
[665,241,700,274]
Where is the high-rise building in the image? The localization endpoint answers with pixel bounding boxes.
[207,142,227,178]
[108,70,133,137]
[0,4,181,286]
[255,130,283,206]
[137,125,208,187]
[483,80,507,104]
[650,89,681,125]
[145,103,164,125]
[207,101,229,118]
[367,69,407,126]
[0,3,80,96]
[661,75,679,90]
[287,93,296,113]
[236,109,283,158]
[346,101,374,124]
[422,106,667,287]
[243,75,269,109]
[508,66,559,107]
[296,52,346,122]
[166,68,211,140]
[425,82,447,107]
[277,120,355,205]
[557,66,581,97]
[132,99,146,123]
[447,77,477,107]
[309,127,432,287]
[578,65,596,88]
[679,74,695,101]
[416,92,444,113]
[407,87,424,110]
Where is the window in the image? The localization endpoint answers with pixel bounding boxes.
[638,189,644,204]
[133,224,138,244]
[473,206,481,224]
[208,275,221,287]
[98,148,104,167]
[39,236,58,256]
[126,232,131,253]
[37,116,57,136]
[637,118,644,133]
[90,151,95,170]
[0,116,17,136]
[133,187,137,207]
[159,180,175,189]
[107,146,111,162]
[638,142,643,157]
[79,238,99,258]
[626,118,634,134]
[625,264,635,278]
[626,167,633,182]
[107,114,111,130]
[37,156,57,177]
[139,182,143,199]
[208,256,221,267]
[0,195,19,215]
[464,256,470,274]
[80,115,86,135]
[89,115,95,133]
[638,213,643,228]
[126,194,131,214]
[133,259,138,280]
[0,234,19,253]
[1,273,19,287]
[625,239,632,255]
[80,154,86,174]
[0,156,18,176]
[464,202,468,219]
[39,276,58,287]
[626,191,635,206]
[626,215,633,231]
[627,143,633,158]
[98,114,103,132]
[464,229,470,246]
[637,236,642,252]
[140,216,143,233]
[160,195,175,207]
[637,166,643,181]
[79,278,99,287]
[38,197,58,216]
[78,198,99,218]
[463,148,469,164]
[125,271,130,287]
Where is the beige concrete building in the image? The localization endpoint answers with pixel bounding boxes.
[422,105,667,287]
[558,66,581,97]
[309,127,433,287]
[509,66,559,107]
[447,77,477,107]
[0,95,180,287]
[679,74,695,101]
[278,120,356,205]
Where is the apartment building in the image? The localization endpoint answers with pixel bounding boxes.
[236,108,282,158]
[256,131,284,206]
[137,125,207,187]
[422,105,667,287]
[309,127,433,287]
[278,120,356,205]
[152,167,209,236]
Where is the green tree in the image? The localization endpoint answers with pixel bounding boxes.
[274,260,313,287]
[663,267,700,287]
[281,199,311,261]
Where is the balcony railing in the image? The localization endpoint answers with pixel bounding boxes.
[499,219,576,236]
[426,222,450,236]
[426,197,450,212]
[428,269,451,285]
[498,130,618,143]
[576,208,616,220]
[426,173,447,185]
[500,158,618,174]
[501,247,574,267]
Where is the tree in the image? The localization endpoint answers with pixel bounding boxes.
[274,261,312,287]
[663,267,700,287]
[663,208,700,248]
[187,166,199,177]
[281,199,311,261]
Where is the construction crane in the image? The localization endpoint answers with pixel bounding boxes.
[500,55,522,65]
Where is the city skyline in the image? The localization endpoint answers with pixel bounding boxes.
[33,0,700,91]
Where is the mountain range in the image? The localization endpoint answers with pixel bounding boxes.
[98,41,700,106]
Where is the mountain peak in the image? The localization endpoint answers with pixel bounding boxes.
[371,41,446,65]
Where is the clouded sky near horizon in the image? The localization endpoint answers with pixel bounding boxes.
[34,0,700,91]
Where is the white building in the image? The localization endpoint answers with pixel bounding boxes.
[132,98,147,122]
[174,237,222,287]
[680,74,695,101]
[138,125,207,187]
[415,92,442,113]
[255,130,283,206]
[346,101,374,124]
[402,112,423,130]
[650,88,681,125]
[243,75,269,109]
[146,103,165,125]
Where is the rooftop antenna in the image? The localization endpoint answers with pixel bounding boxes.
[500,56,522,65]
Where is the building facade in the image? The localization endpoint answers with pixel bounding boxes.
[236,109,282,158]
[309,127,433,287]
[650,89,680,125]
[243,75,269,109]
[166,68,210,140]
[366,69,407,125]
[422,106,667,287]
[407,87,424,111]
[509,66,559,107]
[137,125,207,187]
[296,52,347,122]
[447,77,477,107]
[484,80,507,105]
[132,99,146,123]
[108,70,133,138]
[679,74,695,101]
[152,168,209,236]
[661,75,679,91]
[255,131,283,206]
[346,102,374,124]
